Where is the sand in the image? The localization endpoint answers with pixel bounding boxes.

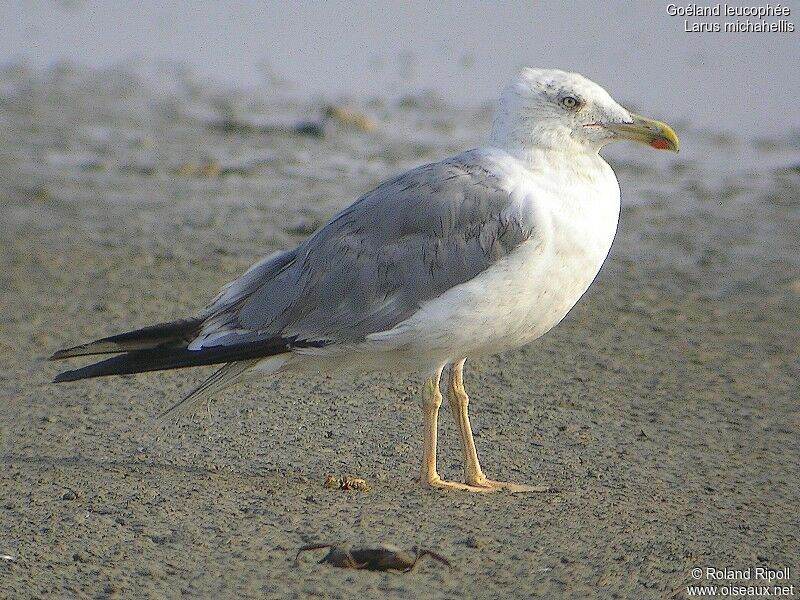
[1,65,798,599]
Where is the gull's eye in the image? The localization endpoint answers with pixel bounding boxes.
[560,95,580,110]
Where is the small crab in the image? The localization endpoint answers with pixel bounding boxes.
[295,543,452,572]
[323,474,371,491]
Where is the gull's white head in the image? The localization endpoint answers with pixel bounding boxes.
[490,68,679,156]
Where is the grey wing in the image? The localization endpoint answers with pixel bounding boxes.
[193,152,536,348]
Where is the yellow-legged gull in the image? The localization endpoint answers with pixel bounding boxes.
[51,68,679,492]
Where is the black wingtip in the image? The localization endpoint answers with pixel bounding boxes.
[49,348,75,361]
[50,337,326,383]
[48,317,206,362]
[49,343,101,361]
[53,370,78,383]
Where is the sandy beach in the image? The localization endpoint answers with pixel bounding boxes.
[1,65,798,599]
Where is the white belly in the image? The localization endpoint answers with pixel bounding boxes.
[377,232,615,359]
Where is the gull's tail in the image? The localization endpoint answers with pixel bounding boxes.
[156,354,288,423]
[156,359,259,423]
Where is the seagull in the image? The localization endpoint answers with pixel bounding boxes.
[50,68,679,492]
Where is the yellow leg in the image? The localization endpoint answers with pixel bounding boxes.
[419,366,488,491]
[447,359,550,493]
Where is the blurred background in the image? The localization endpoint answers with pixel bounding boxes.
[3,0,799,138]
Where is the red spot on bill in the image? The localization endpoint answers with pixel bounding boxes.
[650,138,672,150]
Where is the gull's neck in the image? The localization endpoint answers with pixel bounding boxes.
[490,125,603,171]
[490,140,608,181]
[486,124,617,199]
